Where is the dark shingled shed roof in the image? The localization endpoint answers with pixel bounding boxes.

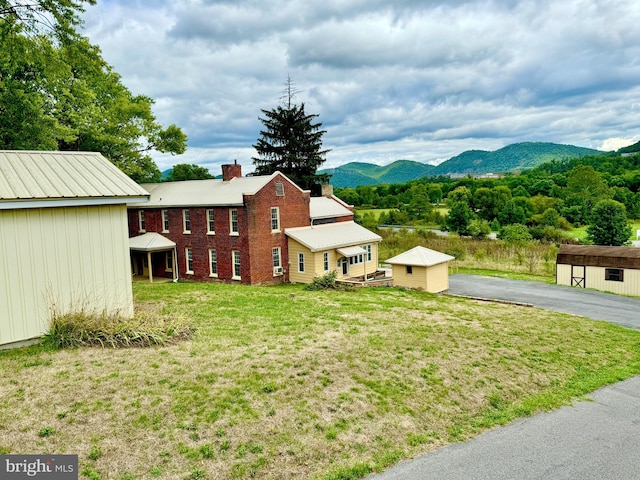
[556,244,640,269]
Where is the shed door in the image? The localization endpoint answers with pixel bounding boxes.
[571,265,585,288]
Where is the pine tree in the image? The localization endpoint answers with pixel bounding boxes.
[252,78,330,191]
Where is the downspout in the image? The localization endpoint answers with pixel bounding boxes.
[173,246,179,282]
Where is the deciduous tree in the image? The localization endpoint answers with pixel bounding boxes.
[586,200,632,246]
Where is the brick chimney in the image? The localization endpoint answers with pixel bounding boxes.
[222,160,242,181]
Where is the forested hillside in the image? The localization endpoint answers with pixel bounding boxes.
[337,150,640,245]
[322,142,603,188]
[431,142,602,176]
[319,160,434,188]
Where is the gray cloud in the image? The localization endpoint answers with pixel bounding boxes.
[81,0,640,173]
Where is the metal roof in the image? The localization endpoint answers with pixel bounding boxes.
[310,196,353,220]
[385,246,455,267]
[556,244,640,269]
[0,151,149,207]
[337,246,366,257]
[137,172,302,207]
[285,221,381,252]
[129,232,176,252]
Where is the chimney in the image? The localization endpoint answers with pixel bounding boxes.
[222,160,242,181]
[321,184,334,197]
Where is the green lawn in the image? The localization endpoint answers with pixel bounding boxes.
[568,220,640,243]
[1,282,640,479]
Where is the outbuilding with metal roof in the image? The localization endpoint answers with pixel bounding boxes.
[385,246,455,292]
[556,244,640,295]
[0,150,149,347]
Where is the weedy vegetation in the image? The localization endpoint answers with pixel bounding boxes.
[1,282,639,479]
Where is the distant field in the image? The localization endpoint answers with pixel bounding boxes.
[568,220,640,243]
[357,208,395,220]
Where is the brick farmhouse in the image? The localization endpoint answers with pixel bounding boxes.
[127,163,381,285]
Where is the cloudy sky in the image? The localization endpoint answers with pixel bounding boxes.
[81,0,640,174]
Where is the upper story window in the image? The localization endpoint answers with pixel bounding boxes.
[183,209,191,233]
[275,182,284,196]
[162,210,169,232]
[230,209,238,235]
[138,210,146,232]
[207,209,215,234]
[271,207,280,232]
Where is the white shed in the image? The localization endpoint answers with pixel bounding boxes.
[386,246,455,292]
[0,151,149,348]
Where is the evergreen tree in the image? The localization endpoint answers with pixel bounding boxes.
[586,200,632,246]
[252,78,330,190]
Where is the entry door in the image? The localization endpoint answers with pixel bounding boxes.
[342,259,348,275]
[571,265,585,287]
[142,255,149,277]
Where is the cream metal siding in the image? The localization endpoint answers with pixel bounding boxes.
[557,263,640,295]
[584,266,640,295]
[0,204,134,346]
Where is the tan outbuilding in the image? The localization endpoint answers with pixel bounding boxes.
[386,246,455,292]
[0,151,149,348]
[556,244,640,296]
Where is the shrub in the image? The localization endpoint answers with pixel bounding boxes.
[43,310,194,349]
[305,270,338,291]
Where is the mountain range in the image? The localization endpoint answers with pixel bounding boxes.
[320,142,604,188]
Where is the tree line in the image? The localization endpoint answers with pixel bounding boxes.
[337,151,640,246]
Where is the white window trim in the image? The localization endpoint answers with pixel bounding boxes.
[207,209,215,235]
[298,253,305,273]
[323,252,329,272]
[185,247,194,274]
[162,209,169,233]
[230,209,239,236]
[138,210,146,233]
[183,209,191,234]
[275,182,285,197]
[273,247,283,275]
[209,249,218,277]
[271,207,280,232]
[232,250,241,279]
[366,244,372,262]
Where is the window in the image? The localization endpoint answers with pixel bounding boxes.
[298,253,305,273]
[230,209,238,235]
[273,247,283,275]
[209,249,218,277]
[185,248,193,274]
[323,252,329,272]
[138,210,145,232]
[232,251,241,279]
[183,209,191,233]
[406,265,413,275]
[207,209,215,234]
[275,182,284,196]
[271,207,280,231]
[366,244,372,262]
[605,268,624,282]
[349,254,364,265]
[162,210,169,232]
[165,250,173,272]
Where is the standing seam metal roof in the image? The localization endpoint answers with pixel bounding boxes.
[0,150,149,201]
[285,221,382,252]
[137,172,303,207]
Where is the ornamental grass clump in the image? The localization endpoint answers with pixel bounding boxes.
[44,309,194,348]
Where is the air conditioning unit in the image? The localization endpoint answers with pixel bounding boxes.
[273,266,284,275]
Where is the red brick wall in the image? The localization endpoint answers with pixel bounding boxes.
[127,174,311,285]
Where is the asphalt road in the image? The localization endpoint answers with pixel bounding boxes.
[368,376,640,480]
[446,274,640,330]
[368,274,640,480]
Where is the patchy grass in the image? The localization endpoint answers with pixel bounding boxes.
[1,282,640,479]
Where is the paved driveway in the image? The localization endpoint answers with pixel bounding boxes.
[447,274,640,330]
[367,274,640,480]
